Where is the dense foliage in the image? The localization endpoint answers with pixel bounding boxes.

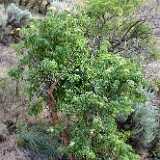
[9,0,159,159]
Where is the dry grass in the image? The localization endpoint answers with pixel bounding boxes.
[0,45,17,78]
[145,60,160,81]
[0,43,51,160]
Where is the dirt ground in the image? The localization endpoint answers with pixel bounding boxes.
[0,44,50,160]
[0,45,23,160]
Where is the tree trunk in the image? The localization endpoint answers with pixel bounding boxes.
[48,79,77,160]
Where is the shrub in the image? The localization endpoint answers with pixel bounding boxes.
[50,0,75,13]
[116,89,159,150]
[9,6,150,159]
[7,3,31,27]
[149,103,160,159]
[131,102,159,148]
[0,3,31,45]
[85,0,159,59]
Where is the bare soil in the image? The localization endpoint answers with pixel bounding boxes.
[0,44,50,160]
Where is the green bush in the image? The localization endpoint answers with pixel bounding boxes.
[9,8,148,159]
[85,0,158,59]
